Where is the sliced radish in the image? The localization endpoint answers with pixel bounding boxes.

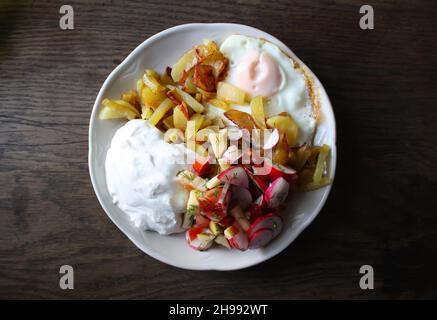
[218,166,249,188]
[248,228,274,249]
[249,203,263,222]
[230,186,252,210]
[263,128,280,149]
[227,126,243,141]
[264,159,297,185]
[254,194,267,209]
[230,206,250,232]
[264,177,290,208]
[228,222,249,251]
[186,227,215,251]
[240,148,263,166]
[244,167,268,194]
[247,213,283,239]
[222,145,241,164]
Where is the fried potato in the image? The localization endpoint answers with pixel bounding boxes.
[250,96,266,129]
[141,106,153,120]
[208,98,230,111]
[122,90,140,111]
[173,104,189,131]
[196,126,219,142]
[224,109,256,130]
[141,86,167,110]
[272,133,289,165]
[173,86,205,113]
[100,98,140,120]
[193,64,216,92]
[217,82,246,104]
[162,114,174,129]
[190,113,205,132]
[171,48,198,83]
[149,98,174,126]
[266,114,298,147]
[143,69,166,94]
[164,128,185,144]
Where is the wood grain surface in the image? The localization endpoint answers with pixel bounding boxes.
[0,0,436,299]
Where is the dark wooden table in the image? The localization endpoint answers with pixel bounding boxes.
[1,0,436,299]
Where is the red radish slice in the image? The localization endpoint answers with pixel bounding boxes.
[230,206,251,232]
[252,165,271,182]
[245,167,268,194]
[264,177,290,208]
[227,126,243,141]
[230,186,252,210]
[224,222,249,251]
[248,228,274,249]
[187,237,213,251]
[222,145,241,164]
[193,155,211,177]
[264,159,297,184]
[229,223,249,251]
[247,213,283,239]
[263,128,280,149]
[254,194,267,209]
[187,226,205,242]
[186,227,215,251]
[249,203,263,222]
[218,166,249,188]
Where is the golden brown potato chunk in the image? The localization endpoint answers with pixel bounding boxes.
[193,64,216,92]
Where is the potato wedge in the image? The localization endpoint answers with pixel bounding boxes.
[266,114,298,147]
[250,96,266,129]
[224,109,256,130]
[190,113,205,132]
[136,78,144,98]
[173,87,205,113]
[162,114,174,129]
[101,99,140,119]
[171,48,198,83]
[217,82,246,104]
[164,128,185,144]
[173,104,189,131]
[272,133,289,165]
[208,98,230,111]
[193,64,216,92]
[141,86,167,110]
[149,98,174,126]
[141,106,153,120]
[143,69,165,94]
[184,71,198,94]
[196,126,219,142]
[99,105,137,120]
[122,90,140,110]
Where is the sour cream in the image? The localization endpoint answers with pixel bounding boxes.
[105,119,190,235]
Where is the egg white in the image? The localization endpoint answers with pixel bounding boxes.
[215,35,317,146]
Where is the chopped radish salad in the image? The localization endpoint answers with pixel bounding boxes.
[177,161,296,251]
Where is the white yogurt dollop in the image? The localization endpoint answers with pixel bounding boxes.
[105,119,190,235]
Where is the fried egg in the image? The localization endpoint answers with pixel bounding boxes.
[211,34,318,145]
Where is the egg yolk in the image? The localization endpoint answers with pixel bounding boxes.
[234,51,282,99]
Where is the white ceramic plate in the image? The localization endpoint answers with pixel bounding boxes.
[89,23,336,271]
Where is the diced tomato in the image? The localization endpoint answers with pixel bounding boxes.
[193,155,211,177]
